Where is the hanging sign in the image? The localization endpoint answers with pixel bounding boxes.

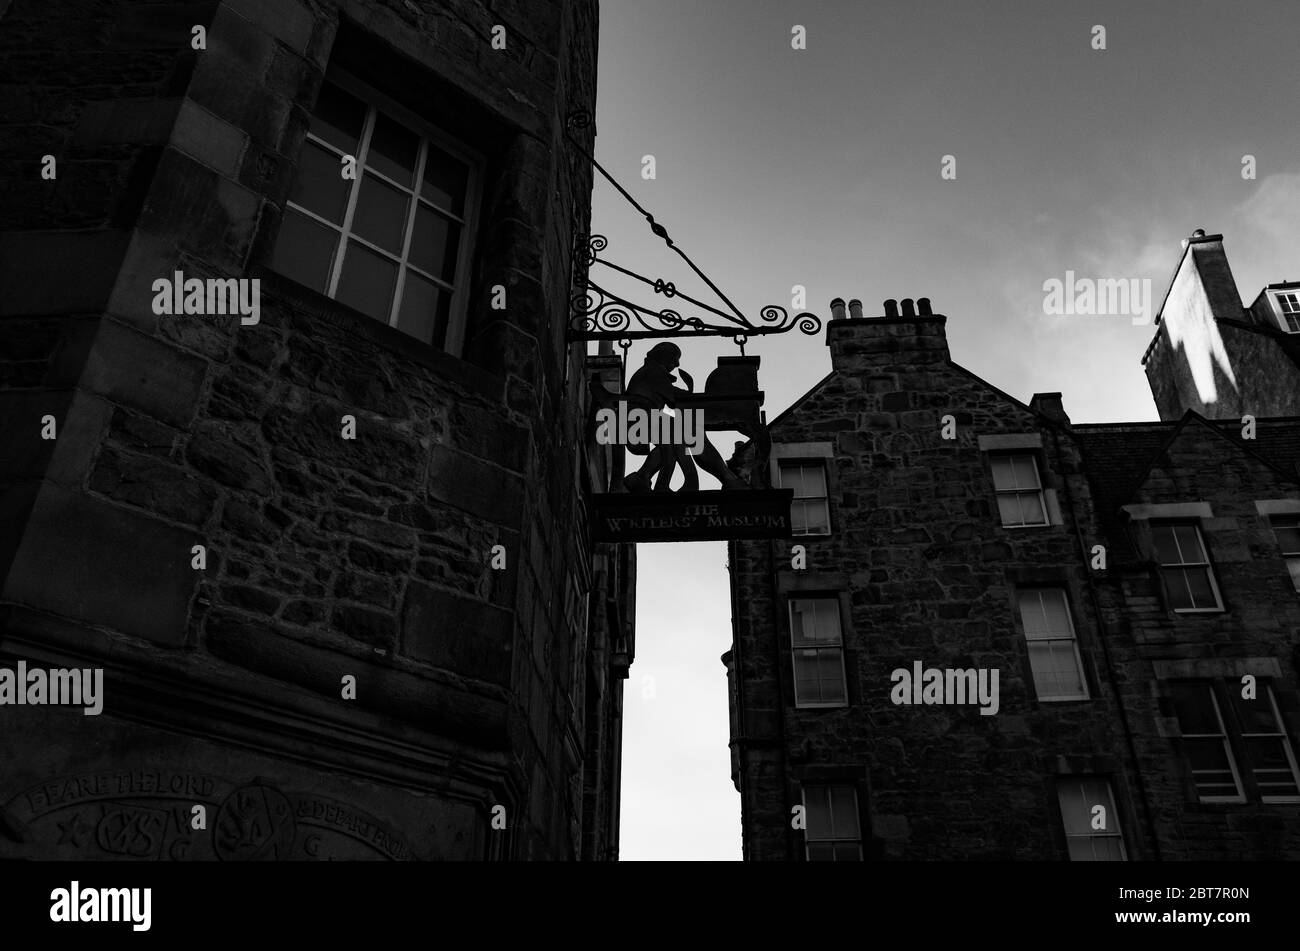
[591,489,794,543]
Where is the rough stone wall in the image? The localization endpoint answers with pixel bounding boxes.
[1,0,625,862]
[728,304,1300,861]
[728,311,1136,860]
[1085,418,1300,860]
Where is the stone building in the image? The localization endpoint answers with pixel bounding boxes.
[0,0,632,860]
[724,232,1300,860]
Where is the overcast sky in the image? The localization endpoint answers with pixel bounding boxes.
[592,0,1300,860]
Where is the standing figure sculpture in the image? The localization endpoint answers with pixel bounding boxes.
[620,342,748,493]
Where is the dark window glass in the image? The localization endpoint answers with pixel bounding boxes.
[270,209,336,292]
[336,243,397,323]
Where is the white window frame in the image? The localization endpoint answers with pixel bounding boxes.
[1274,291,1300,334]
[802,783,863,861]
[1238,684,1300,803]
[1017,588,1089,701]
[788,597,849,709]
[777,459,832,537]
[1151,521,1224,613]
[990,453,1050,528]
[1057,778,1127,861]
[1268,514,1300,593]
[1173,683,1246,803]
[277,68,483,355]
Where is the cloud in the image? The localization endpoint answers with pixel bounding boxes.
[1234,172,1300,247]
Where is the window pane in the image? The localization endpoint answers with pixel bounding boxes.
[1012,455,1038,488]
[817,650,846,703]
[1229,690,1279,735]
[1159,567,1194,610]
[996,494,1022,526]
[270,208,337,293]
[1184,737,1233,773]
[1016,491,1045,525]
[1020,592,1049,638]
[421,143,468,215]
[830,786,859,838]
[1090,837,1125,861]
[410,204,461,283]
[802,500,830,534]
[311,81,365,154]
[802,465,827,498]
[1170,684,1220,734]
[814,600,841,642]
[1288,558,1300,592]
[395,271,450,347]
[335,242,398,323]
[1184,566,1217,609]
[366,111,418,187]
[1271,517,1300,553]
[1152,525,1181,565]
[1029,641,1084,698]
[288,139,352,225]
[351,173,411,255]
[832,843,863,861]
[1174,525,1205,562]
[1244,738,1299,795]
[791,500,810,534]
[1057,781,1089,835]
[806,843,835,861]
[1041,590,1070,633]
[990,456,1014,490]
[794,650,819,700]
[792,599,839,645]
[804,786,831,838]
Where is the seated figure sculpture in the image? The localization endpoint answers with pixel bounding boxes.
[621,342,748,493]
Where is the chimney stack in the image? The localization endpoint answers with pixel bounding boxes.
[1030,392,1071,426]
[825,295,950,373]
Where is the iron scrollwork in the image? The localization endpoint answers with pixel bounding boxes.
[563,110,822,346]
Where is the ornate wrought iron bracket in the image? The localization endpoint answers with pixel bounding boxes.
[564,111,822,350]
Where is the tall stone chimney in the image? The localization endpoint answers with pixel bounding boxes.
[1143,230,1300,420]
[826,297,950,374]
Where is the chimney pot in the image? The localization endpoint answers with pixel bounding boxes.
[901,298,916,317]
[917,297,932,316]
[848,299,863,318]
[830,297,846,320]
[883,299,899,318]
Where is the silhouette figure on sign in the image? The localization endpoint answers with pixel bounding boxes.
[621,343,747,493]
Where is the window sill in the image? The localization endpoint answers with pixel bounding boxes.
[794,702,849,710]
[252,265,502,402]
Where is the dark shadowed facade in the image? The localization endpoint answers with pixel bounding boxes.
[0,0,634,860]
[725,232,1300,860]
